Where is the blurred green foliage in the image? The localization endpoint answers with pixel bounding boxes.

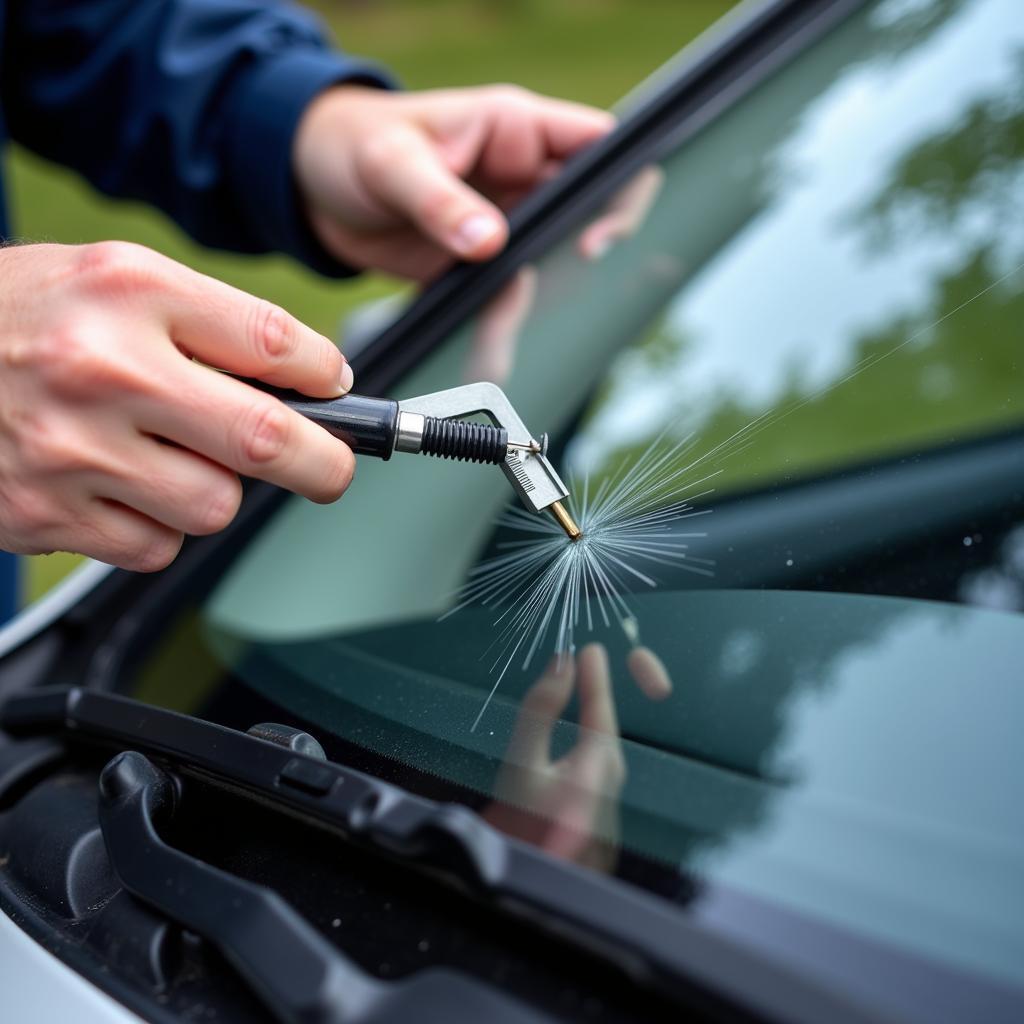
[575,0,1024,504]
[648,249,1024,499]
[9,0,734,601]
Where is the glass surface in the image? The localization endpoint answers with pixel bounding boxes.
[129,0,1024,998]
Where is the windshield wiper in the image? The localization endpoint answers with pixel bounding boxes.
[1,686,877,1024]
[99,749,548,1024]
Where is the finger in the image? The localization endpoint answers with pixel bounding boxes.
[156,262,350,398]
[309,214,454,283]
[481,160,562,213]
[561,645,627,816]
[568,644,626,789]
[95,436,243,537]
[546,736,622,864]
[627,646,673,701]
[73,499,184,573]
[506,653,576,768]
[359,124,508,260]
[477,93,546,188]
[464,266,537,384]
[536,96,616,158]
[476,93,613,186]
[137,363,355,503]
[576,644,620,736]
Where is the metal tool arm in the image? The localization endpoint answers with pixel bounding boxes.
[399,383,569,515]
[242,378,574,528]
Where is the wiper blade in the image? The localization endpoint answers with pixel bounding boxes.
[1,686,878,1024]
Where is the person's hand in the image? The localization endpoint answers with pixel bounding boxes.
[293,84,614,281]
[0,242,355,571]
[483,644,626,873]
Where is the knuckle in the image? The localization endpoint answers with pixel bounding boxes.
[489,83,532,109]
[3,485,58,536]
[35,323,126,397]
[312,443,355,503]
[249,300,297,366]
[127,531,183,573]
[192,477,242,535]
[74,241,159,296]
[17,416,94,475]
[238,401,290,467]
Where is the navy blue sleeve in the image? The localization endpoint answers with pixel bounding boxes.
[0,550,17,622]
[1,0,394,275]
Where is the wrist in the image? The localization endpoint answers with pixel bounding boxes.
[223,50,394,276]
[293,84,381,211]
[294,84,381,169]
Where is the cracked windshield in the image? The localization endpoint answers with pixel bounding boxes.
[131,0,1023,992]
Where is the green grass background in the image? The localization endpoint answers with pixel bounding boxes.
[9,0,735,602]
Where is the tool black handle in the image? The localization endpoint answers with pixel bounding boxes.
[243,380,399,460]
[243,378,510,465]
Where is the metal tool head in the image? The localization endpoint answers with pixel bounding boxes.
[398,382,570,514]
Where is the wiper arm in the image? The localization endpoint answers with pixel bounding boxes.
[1,686,875,1024]
[99,750,547,1024]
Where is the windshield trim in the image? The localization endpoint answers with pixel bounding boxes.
[352,0,868,394]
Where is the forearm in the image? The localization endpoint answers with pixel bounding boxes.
[2,0,392,272]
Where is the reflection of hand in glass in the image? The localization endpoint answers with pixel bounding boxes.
[464,265,537,383]
[483,644,626,873]
[621,615,673,701]
[465,166,664,384]
[577,165,664,261]
[627,644,673,701]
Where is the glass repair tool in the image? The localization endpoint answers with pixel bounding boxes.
[254,380,582,540]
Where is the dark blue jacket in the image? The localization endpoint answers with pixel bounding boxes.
[0,0,391,618]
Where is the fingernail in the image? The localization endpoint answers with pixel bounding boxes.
[452,214,500,255]
[339,360,354,394]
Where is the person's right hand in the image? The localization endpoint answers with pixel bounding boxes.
[483,644,626,873]
[0,242,355,571]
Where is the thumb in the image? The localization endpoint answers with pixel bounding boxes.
[359,125,508,259]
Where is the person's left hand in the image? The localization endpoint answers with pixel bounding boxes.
[293,84,614,281]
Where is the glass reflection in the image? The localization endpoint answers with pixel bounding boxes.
[198,585,1024,990]
[483,645,627,874]
[128,0,1024,1001]
[463,165,663,385]
[570,0,1024,491]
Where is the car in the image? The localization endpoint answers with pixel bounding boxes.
[1,0,1022,1021]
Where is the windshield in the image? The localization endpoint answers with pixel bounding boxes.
[126,0,1024,1002]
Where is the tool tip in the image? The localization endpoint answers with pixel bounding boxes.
[550,500,583,541]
